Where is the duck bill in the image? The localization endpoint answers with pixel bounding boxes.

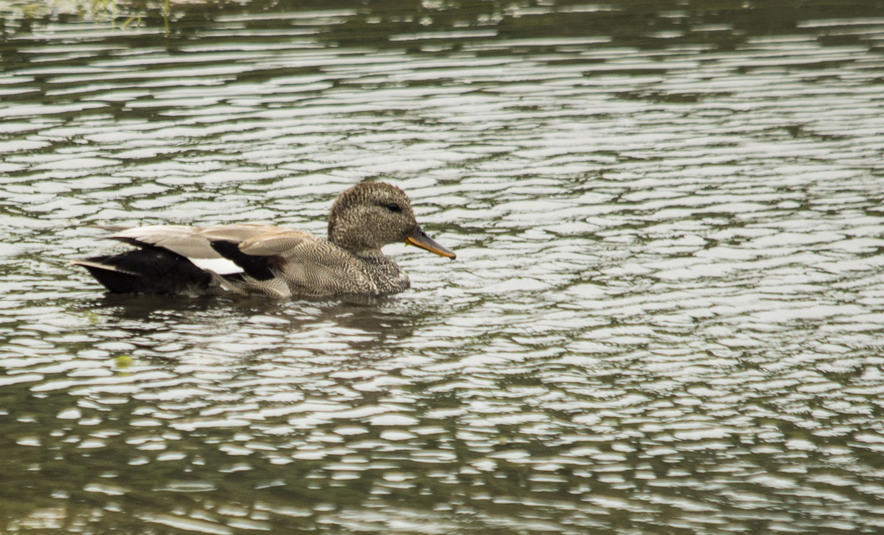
[405,226,456,259]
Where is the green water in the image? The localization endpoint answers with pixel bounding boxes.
[2,0,884,533]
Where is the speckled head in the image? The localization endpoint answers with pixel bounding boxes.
[328,182,455,259]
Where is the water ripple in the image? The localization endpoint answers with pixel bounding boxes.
[2,2,884,534]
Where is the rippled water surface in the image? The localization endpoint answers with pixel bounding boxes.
[3,0,884,533]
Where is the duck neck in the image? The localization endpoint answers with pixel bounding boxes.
[353,247,393,264]
[328,232,408,293]
[328,221,376,254]
[328,232,382,260]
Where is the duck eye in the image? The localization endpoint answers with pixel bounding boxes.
[384,202,402,213]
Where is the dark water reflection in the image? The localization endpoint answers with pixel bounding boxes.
[3,0,884,533]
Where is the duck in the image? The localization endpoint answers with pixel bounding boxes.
[73,182,456,298]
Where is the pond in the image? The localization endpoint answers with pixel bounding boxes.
[2,0,884,533]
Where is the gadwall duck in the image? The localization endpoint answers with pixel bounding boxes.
[73,182,455,298]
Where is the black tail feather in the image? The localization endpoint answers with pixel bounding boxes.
[76,247,212,295]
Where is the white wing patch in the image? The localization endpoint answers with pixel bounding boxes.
[189,257,243,275]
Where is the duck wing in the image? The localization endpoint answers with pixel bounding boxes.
[108,223,276,275]
[73,224,280,295]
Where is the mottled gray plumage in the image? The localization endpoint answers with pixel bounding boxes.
[73,182,456,298]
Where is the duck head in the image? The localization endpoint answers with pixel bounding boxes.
[328,182,456,259]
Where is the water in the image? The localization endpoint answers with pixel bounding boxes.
[3,0,884,533]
